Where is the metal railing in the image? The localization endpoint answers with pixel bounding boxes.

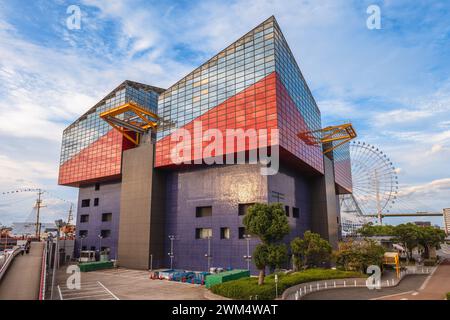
[285,267,434,300]
[0,247,22,282]
[38,241,48,300]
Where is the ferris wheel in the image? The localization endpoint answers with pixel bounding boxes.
[340,141,398,224]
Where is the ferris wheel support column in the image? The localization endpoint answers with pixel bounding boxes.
[375,170,382,225]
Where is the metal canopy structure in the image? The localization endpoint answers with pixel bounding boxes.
[297,123,357,154]
[100,101,159,145]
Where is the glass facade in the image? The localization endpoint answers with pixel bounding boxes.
[332,142,352,193]
[155,16,324,173]
[59,16,350,190]
[59,81,163,186]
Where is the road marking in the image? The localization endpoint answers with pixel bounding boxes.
[400,298,408,300]
[370,290,415,300]
[419,264,439,291]
[64,293,113,300]
[411,292,419,296]
[97,281,120,300]
[57,285,63,300]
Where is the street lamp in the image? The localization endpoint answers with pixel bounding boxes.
[97,234,103,256]
[204,236,212,272]
[243,234,252,270]
[79,235,85,256]
[168,235,175,269]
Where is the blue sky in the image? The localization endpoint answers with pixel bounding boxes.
[0,0,449,226]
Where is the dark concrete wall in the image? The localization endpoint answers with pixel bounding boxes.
[75,180,121,259]
[118,134,165,269]
[310,156,341,248]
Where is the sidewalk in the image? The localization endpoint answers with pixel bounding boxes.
[379,259,450,300]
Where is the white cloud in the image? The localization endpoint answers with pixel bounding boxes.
[0,0,449,225]
[400,178,450,195]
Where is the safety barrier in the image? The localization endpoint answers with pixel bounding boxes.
[0,247,22,282]
[283,267,434,300]
[38,242,48,300]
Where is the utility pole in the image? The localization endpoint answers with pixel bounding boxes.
[168,235,175,269]
[35,189,46,239]
[374,170,382,225]
[243,234,252,270]
[205,236,212,272]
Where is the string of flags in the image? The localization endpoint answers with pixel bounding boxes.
[1,188,74,206]
[1,188,40,195]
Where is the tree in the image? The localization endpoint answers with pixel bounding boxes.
[417,226,446,259]
[393,223,422,261]
[358,223,395,237]
[334,239,385,272]
[243,203,290,285]
[291,231,332,269]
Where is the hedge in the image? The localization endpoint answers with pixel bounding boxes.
[423,259,437,267]
[210,268,363,300]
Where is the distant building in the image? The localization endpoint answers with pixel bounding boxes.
[414,221,431,227]
[444,208,450,235]
[10,222,56,236]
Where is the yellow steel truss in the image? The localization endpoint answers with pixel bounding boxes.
[297,123,357,154]
[100,101,159,145]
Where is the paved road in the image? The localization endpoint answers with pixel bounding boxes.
[0,242,44,300]
[302,274,428,300]
[53,266,208,300]
[379,259,450,300]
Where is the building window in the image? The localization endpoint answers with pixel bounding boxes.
[285,206,290,217]
[102,213,112,222]
[195,228,212,239]
[94,198,99,206]
[196,206,212,217]
[238,203,255,216]
[238,227,246,239]
[79,230,88,237]
[95,183,100,191]
[90,246,96,251]
[293,207,300,218]
[100,230,111,238]
[80,215,89,223]
[81,246,87,251]
[81,199,90,207]
[220,227,230,239]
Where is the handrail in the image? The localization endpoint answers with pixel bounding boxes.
[38,241,47,300]
[0,246,22,282]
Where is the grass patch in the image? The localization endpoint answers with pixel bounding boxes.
[210,268,363,300]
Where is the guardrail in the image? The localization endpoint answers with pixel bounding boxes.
[38,242,48,300]
[0,247,22,282]
[283,267,434,300]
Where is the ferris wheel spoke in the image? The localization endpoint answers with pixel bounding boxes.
[344,141,398,220]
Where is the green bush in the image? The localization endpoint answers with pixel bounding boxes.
[423,259,437,266]
[210,268,363,300]
[446,292,450,300]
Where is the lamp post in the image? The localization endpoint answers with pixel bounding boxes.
[243,234,252,270]
[168,235,175,269]
[79,235,85,257]
[205,236,212,272]
[97,234,103,259]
